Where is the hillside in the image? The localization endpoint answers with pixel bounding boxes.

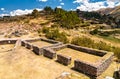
[98,5,120,23]
[98,5,120,15]
[0,7,120,60]
[0,6,120,79]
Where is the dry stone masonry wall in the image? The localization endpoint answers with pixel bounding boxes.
[0,39,17,44]
[68,44,106,57]
[32,45,40,55]
[26,43,32,49]
[74,59,97,76]
[57,54,71,66]
[0,38,114,77]
[51,44,114,77]
[43,48,56,59]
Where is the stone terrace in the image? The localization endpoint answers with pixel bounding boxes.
[0,38,114,77]
[50,44,114,77]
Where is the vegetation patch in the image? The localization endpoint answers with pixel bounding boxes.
[71,36,120,61]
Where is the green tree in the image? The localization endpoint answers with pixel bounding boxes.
[44,6,53,14]
[31,9,40,18]
[54,8,81,29]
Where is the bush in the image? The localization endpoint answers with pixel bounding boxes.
[46,29,68,43]
[94,41,111,51]
[46,28,59,39]
[90,29,99,35]
[51,24,59,28]
[112,47,120,60]
[71,36,120,60]
[37,29,41,33]
[71,37,94,48]
[42,26,50,33]
[55,32,69,43]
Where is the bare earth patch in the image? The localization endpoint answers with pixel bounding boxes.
[0,44,15,53]
[30,41,53,48]
[0,46,90,79]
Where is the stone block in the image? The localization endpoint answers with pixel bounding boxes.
[43,48,56,59]
[74,60,97,76]
[32,45,40,55]
[21,41,26,46]
[26,43,32,49]
[57,54,71,66]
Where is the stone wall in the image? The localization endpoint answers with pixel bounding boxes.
[26,43,32,49]
[8,39,113,77]
[74,59,97,76]
[41,38,60,44]
[97,53,114,75]
[74,53,114,77]
[68,44,106,57]
[14,39,21,48]
[43,48,56,59]
[24,38,62,49]
[51,44,113,77]
[57,54,71,66]
[32,45,40,55]
[21,41,26,46]
[51,44,67,51]
[0,39,17,44]
[25,38,41,42]
[51,44,106,57]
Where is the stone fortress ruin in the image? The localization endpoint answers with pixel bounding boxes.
[0,38,114,77]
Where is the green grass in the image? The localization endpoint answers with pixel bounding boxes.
[96,35,120,44]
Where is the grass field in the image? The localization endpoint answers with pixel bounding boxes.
[97,35,120,44]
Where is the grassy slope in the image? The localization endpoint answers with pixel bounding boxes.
[96,35,120,44]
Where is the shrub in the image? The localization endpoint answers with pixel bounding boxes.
[51,24,59,28]
[112,47,120,60]
[46,28,59,39]
[71,37,94,48]
[94,41,111,51]
[55,32,69,43]
[71,36,120,60]
[37,29,41,34]
[90,29,99,35]
[42,26,50,33]
[46,29,68,43]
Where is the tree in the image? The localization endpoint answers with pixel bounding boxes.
[54,8,81,29]
[44,6,53,14]
[31,9,39,18]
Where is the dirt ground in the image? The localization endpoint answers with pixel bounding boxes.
[0,44,119,79]
[0,44,15,53]
[30,41,53,48]
[0,45,90,79]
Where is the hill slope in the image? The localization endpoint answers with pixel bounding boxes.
[98,5,120,19]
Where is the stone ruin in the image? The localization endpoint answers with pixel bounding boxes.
[0,38,114,77]
[0,39,17,45]
[43,48,56,59]
[57,54,71,66]
[50,44,114,77]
